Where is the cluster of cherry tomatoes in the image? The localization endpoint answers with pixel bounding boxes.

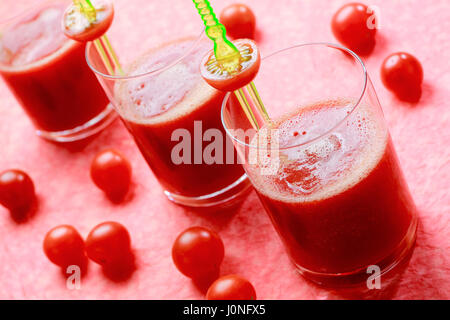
[331,2,423,102]
[47,150,134,280]
[172,227,256,300]
[221,2,424,103]
[1,150,256,297]
[1,149,134,280]
[0,149,132,221]
[44,221,135,281]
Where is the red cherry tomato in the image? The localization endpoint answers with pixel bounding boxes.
[0,169,35,215]
[90,149,132,202]
[206,275,256,300]
[85,221,131,266]
[172,227,224,280]
[63,0,114,42]
[381,52,423,102]
[220,4,256,40]
[200,39,260,92]
[331,2,377,55]
[43,225,86,269]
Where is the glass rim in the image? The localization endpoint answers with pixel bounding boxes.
[85,29,205,81]
[220,42,368,150]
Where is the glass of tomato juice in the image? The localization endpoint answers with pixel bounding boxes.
[221,43,418,286]
[85,3,250,209]
[0,0,115,142]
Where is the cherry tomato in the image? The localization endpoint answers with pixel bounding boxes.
[381,52,423,102]
[172,227,224,280]
[63,0,114,42]
[90,149,132,202]
[86,221,131,266]
[0,169,35,215]
[43,225,86,269]
[331,3,377,55]
[220,4,256,40]
[201,39,260,92]
[206,275,256,300]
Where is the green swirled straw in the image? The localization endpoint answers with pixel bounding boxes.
[192,0,242,74]
[76,0,96,22]
[192,0,270,129]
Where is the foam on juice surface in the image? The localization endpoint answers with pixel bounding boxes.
[0,5,68,67]
[115,38,219,125]
[248,99,388,203]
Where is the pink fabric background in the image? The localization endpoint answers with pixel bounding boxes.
[0,0,449,299]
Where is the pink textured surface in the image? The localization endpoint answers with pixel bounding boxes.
[0,0,449,299]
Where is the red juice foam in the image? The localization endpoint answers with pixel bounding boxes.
[0,3,109,132]
[115,38,245,197]
[249,99,416,275]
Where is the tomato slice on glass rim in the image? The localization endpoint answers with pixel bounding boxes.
[200,39,261,92]
[63,0,114,42]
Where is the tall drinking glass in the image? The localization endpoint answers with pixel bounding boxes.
[0,0,115,142]
[86,3,250,208]
[221,43,418,286]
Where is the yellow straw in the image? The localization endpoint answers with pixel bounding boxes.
[76,0,123,76]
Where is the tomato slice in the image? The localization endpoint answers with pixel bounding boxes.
[200,39,260,92]
[63,0,114,42]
